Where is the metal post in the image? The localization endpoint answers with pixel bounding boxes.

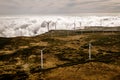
[41,50,43,69]
[89,42,92,60]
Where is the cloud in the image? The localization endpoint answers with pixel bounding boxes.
[0,0,120,15]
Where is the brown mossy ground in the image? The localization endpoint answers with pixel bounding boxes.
[0,30,120,80]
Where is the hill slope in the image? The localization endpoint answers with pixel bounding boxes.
[0,31,120,80]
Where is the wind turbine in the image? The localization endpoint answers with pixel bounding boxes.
[54,21,57,30]
[73,21,76,30]
[46,21,51,31]
[40,48,46,69]
[79,22,82,34]
[89,42,92,60]
[40,50,44,69]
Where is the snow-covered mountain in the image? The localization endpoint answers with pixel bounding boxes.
[0,16,120,37]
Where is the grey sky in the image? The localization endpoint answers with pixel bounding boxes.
[0,0,120,15]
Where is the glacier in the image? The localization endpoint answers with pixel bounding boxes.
[0,16,120,37]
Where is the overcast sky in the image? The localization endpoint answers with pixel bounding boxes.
[0,0,120,16]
